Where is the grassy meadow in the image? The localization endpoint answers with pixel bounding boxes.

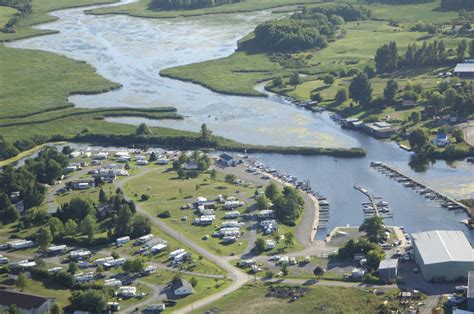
[191,282,400,314]
[0,6,16,28]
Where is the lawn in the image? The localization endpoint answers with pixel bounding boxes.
[90,0,327,18]
[140,270,231,313]
[122,165,257,257]
[0,6,16,28]
[191,282,399,314]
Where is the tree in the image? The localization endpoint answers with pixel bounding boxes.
[64,219,78,237]
[254,237,266,253]
[57,197,94,222]
[130,214,151,238]
[136,123,152,136]
[51,304,63,314]
[323,75,335,85]
[200,123,212,141]
[149,152,158,162]
[273,187,304,226]
[359,216,384,243]
[15,273,28,291]
[115,205,132,237]
[457,40,468,61]
[68,261,78,274]
[209,169,217,181]
[255,195,270,210]
[0,192,18,223]
[281,264,289,276]
[99,189,107,203]
[410,111,421,123]
[470,39,474,59]
[363,65,376,79]
[444,88,459,108]
[49,217,64,239]
[366,248,385,270]
[272,76,283,87]
[453,128,464,143]
[82,214,97,242]
[37,227,53,252]
[69,290,108,314]
[335,87,348,103]
[408,128,429,152]
[224,174,236,184]
[123,258,145,274]
[190,277,198,287]
[289,72,301,87]
[374,41,398,73]
[313,266,325,279]
[284,232,295,248]
[7,305,20,314]
[383,79,398,105]
[430,91,444,111]
[265,182,280,201]
[349,73,372,106]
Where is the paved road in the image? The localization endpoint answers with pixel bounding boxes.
[116,168,252,314]
[463,121,474,146]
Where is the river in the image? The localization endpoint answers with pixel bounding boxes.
[7,1,474,240]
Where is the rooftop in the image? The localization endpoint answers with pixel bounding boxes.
[171,278,192,291]
[379,259,398,269]
[0,289,53,309]
[412,230,474,265]
[454,63,474,73]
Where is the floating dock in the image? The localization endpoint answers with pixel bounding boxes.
[370,161,470,213]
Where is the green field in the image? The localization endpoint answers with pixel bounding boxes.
[0,6,16,28]
[192,282,399,314]
[162,19,469,98]
[89,0,325,18]
[123,165,257,256]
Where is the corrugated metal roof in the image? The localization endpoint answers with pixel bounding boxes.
[468,271,474,298]
[454,63,474,73]
[379,259,398,269]
[412,230,474,265]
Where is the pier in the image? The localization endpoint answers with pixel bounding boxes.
[353,185,379,217]
[370,162,470,213]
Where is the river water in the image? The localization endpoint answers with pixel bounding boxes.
[8,1,474,239]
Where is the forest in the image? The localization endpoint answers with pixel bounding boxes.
[306,3,372,21]
[150,0,241,10]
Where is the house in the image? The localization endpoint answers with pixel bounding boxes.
[363,121,395,139]
[183,160,199,170]
[0,289,54,314]
[342,118,363,129]
[454,62,474,78]
[219,153,237,167]
[378,259,398,282]
[172,279,193,296]
[432,133,450,147]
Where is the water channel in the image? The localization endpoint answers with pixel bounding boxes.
[8,1,474,240]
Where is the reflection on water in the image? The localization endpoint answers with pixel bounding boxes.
[7,1,474,239]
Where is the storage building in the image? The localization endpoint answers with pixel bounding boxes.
[412,230,474,282]
[378,259,398,282]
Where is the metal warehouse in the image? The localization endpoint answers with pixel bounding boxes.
[412,230,474,282]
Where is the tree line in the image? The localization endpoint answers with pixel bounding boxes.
[441,0,474,10]
[374,39,474,73]
[307,3,371,21]
[150,0,240,10]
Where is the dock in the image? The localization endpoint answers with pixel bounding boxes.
[370,162,470,213]
[353,185,379,217]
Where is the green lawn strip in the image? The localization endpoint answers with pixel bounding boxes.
[0,141,66,167]
[89,0,327,18]
[0,107,181,127]
[0,6,16,28]
[122,166,256,257]
[0,0,119,42]
[190,281,399,314]
[140,270,231,313]
[0,273,71,307]
[0,45,120,117]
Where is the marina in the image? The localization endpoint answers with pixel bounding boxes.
[354,185,393,219]
[370,162,470,214]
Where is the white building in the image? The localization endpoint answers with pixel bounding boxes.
[412,230,474,281]
[119,286,136,298]
[7,240,34,250]
[116,236,130,246]
[171,279,193,296]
